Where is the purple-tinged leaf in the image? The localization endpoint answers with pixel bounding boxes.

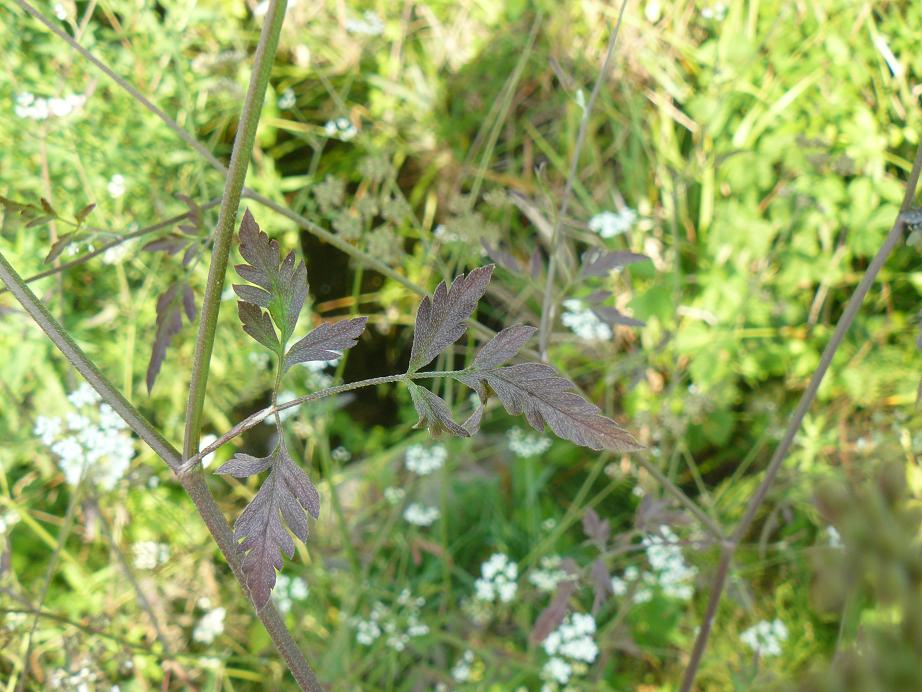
[592,306,645,328]
[181,244,199,268]
[582,250,650,277]
[143,235,187,256]
[582,508,610,548]
[182,285,197,322]
[235,210,307,343]
[284,317,368,371]
[407,265,494,373]
[590,558,612,615]
[462,405,484,435]
[472,325,536,369]
[530,558,579,644]
[233,284,272,308]
[40,197,56,215]
[634,495,689,532]
[227,445,320,608]
[481,241,522,274]
[74,203,95,225]
[175,193,202,228]
[407,382,469,437]
[238,301,281,353]
[530,247,543,280]
[146,282,195,393]
[44,234,75,264]
[216,453,273,478]
[26,214,55,229]
[457,363,642,453]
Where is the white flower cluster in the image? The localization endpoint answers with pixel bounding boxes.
[278,88,296,109]
[740,619,788,657]
[15,92,86,121]
[193,606,226,644]
[34,383,135,490]
[541,612,598,688]
[324,117,357,141]
[403,502,439,527]
[701,2,728,21]
[345,10,384,36]
[49,664,97,691]
[107,174,126,199]
[273,574,309,614]
[474,553,518,604]
[561,300,612,342]
[451,649,475,682]
[610,526,697,602]
[132,541,170,570]
[507,427,552,458]
[825,526,842,548]
[588,208,636,238]
[300,358,338,389]
[384,486,405,505]
[405,443,446,475]
[352,589,429,651]
[528,555,568,593]
[331,446,351,463]
[0,509,19,537]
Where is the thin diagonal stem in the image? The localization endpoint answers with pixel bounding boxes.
[0,249,322,691]
[537,0,629,358]
[0,198,221,296]
[182,0,288,461]
[679,139,922,692]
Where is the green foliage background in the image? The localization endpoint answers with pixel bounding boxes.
[2,0,922,689]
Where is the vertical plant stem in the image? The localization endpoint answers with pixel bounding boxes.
[537,0,629,359]
[182,0,289,460]
[679,140,922,692]
[0,251,322,690]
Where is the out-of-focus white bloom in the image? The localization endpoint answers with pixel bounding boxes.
[355,618,381,645]
[352,591,428,649]
[132,541,169,570]
[278,88,296,109]
[701,2,727,20]
[193,607,226,644]
[324,117,357,141]
[49,665,97,691]
[474,553,518,604]
[0,510,20,536]
[269,391,300,424]
[507,427,552,458]
[645,0,662,22]
[561,300,612,341]
[199,434,218,468]
[345,10,384,36]
[403,502,439,527]
[529,555,567,592]
[541,612,598,688]
[642,526,697,600]
[102,239,134,265]
[299,358,338,389]
[16,92,85,121]
[543,656,572,685]
[331,446,351,462]
[53,3,67,20]
[384,486,405,505]
[825,526,842,548]
[452,650,475,682]
[433,223,462,243]
[107,174,126,199]
[588,208,636,238]
[405,443,446,475]
[37,387,135,490]
[274,574,309,613]
[741,619,788,657]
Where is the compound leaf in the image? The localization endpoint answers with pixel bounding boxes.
[408,265,493,373]
[217,445,320,608]
[472,324,536,369]
[407,382,469,437]
[457,362,641,453]
[238,301,281,353]
[284,317,368,371]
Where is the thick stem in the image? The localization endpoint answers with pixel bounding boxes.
[0,250,322,690]
[679,140,922,692]
[536,0,629,358]
[182,0,289,461]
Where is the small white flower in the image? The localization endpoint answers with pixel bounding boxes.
[741,619,788,657]
[529,555,567,592]
[474,553,518,604]
[345,10,384,36]
[0,510,20,536]
[384,486,405,505]
[324,117,357,141]
[825,526,842,548]
[404,443,447,475]
[53,3,67,20]
[701,2,727,21]
[193,607,226,644]
[68,383,100,408]
[644,0,662,22]
[543,656,572,684]
[107,174,126,199]
[278,88,296,109]
[507,427,552,458]
[561,300,613,342]
[403,502,439,527]
[588,208,636,238]
[451,650,475,682]
[331,446,351,462]
[102,240,134,265]
[132,541,169,570]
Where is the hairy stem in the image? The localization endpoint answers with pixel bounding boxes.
[536,0,629,358]
[0,250,322,690]
[182,0,288,461]
[679,139,922,692]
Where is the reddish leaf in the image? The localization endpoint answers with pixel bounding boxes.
[284,317,368,371]
[582,250,650,277]
[472,325,536,369]
[407,382,469,437]
[590,558,612,614]
[530,558,580,644]
[582,508,610,547]
[238,301,281,353]
[146,282,194,393]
